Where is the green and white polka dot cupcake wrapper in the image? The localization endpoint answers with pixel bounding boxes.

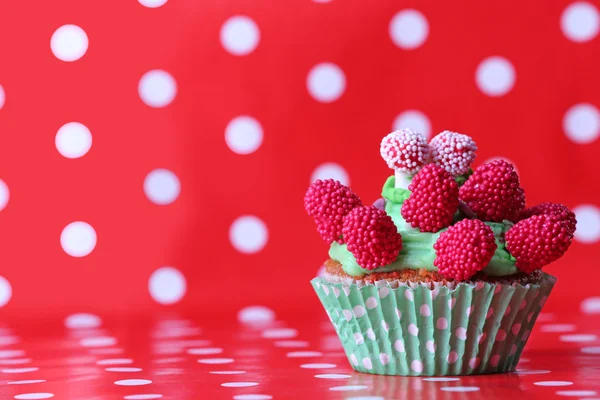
[311,273,556,376]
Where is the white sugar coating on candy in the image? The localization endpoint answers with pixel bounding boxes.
[429,130,477,176]
[380,129,430,173]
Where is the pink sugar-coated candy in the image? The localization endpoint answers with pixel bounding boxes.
[429,130,478,176]
[519,202,577,234]
[380,129,430,174]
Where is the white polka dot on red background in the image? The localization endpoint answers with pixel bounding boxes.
[124,395,163,400]
[310,162,349,185]
[55,122,92,159]
[237,306,275,324]
[148,267,187,305]
[563,103,600,144]
[14,395,54,400]
[573,204,600,243]
[233,395,273,400]
[393,110,431,139]
[225,116,263,154]
[138,0,168,8]
[60,221,97,257]
[229,216,268,254]
[138,70,177,108]
[144,169,181,205]
[220,16,260,56]
[389,9,429,49]
[0,276,12,307]
[64,313,102,329]
[51,24,88,62]
[307,63,346,103]
[0,84,5,109]
[114,379,152,386]
[476,56,515,96]
[582,297,600,313]
[561,2,599,42]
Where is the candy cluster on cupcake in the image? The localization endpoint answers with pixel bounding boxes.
[305,128,576,283]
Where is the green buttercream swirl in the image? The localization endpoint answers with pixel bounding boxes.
[329,175,518,277]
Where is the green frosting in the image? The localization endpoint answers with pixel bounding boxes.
[329,175,519,277]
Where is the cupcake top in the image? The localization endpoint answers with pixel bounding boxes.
[304,129,577,282]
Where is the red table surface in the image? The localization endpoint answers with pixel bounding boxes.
[0,310,599,400]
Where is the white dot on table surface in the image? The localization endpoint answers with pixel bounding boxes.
[197,358,234,364]
[534,381,573,386]
[209,370,246,374]
[144,169,180,205]
[343,397,384,400]
[476,56,515,97]
[187,348,223,355]
[540,324,576,333]
[582,297,600,314]
[0,350,26,359]
[14,395,54,400]
[560,334,598,342]
[329,385,368,391]
[561,2,599,42]
[89,348,123,355]
[60,221,96,257]
[138,70,177,108]
[0,179,9,211]
[114,379,152,386]
[564,104,600,144]
[105,367,142,372]
[225,116,263,155]
[556,390,598,397]
[315,373,350,379]
[573,205,600,243]
[138,0,168,7]
[79,337,117,348]
[96,358,133,366]
[307,63,346,103]
[515,369,551,375]
[237,306,275,324]
[310,163,349,186]
[55,122,92,159]
[1,368,39,373]
[64,313,101,329]
[286,351,322,358]
[229,216,268,254]
[233,395,273,400]
[8,380,46,385]
[221,382,259,388]
[440,387,480,392]
[581,346,600,354]
[393,110,431,139]
[0,276,12,307]
[300,363,336,369]
[389,9,429,49]
[274,340,309,348]
[0,84,5,109]
[148,267,187,305]
[220,16,260,56]
[422,377,460,382]
[51,25,88,62]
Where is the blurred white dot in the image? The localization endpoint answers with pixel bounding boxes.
[233,396,273,400]
[80,337,117,347]
[238,306,275,324]
[149,267,187,305]
[563,103,600,144]
[560,334,598,342]
[573,204,600,243]
[261,328,298,339]
[55,122,92,159]
[220,16,260,56]
[307,63,346,103]
[0,276,12,308]
[389,9,429,49]
[441,387,480,392]
[561,2,599,42]
[582,297,600,314]
[393,110,431,139]
[556,390,597,397]
[14,395,54,400]
[144,169,180,205]
[138,70,177,108]
[61,221,97,257]
[312,0,333,2]
[311,163,349,186]
[225,116,263,154]
[0,85,5,109]
[229,216,268,254]
[476,56,515,97]
[0,179,9,211]
[51,25,88,62]
[138,0,168,7]
[124,396,163,400]
[114,379,152,386]
[65,313,102,329]
[8,380,46,385]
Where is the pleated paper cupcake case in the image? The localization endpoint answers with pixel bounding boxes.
[312,273,556,376]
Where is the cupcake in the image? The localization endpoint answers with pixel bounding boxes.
[307,129,576,376]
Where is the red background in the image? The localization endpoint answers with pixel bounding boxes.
[0,0,599,318]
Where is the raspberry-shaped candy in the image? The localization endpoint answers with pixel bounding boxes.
[401,164,459,232]
[380,129,430,174]
[520,202,577,234]
[304,179,362,243]
[342,206,403,270]
[505,214,574,273]
[429,130,478,176]
[459,159,525,222]
[433,219,497,281]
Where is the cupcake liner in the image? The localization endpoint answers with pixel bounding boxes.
[311,273,555,376]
